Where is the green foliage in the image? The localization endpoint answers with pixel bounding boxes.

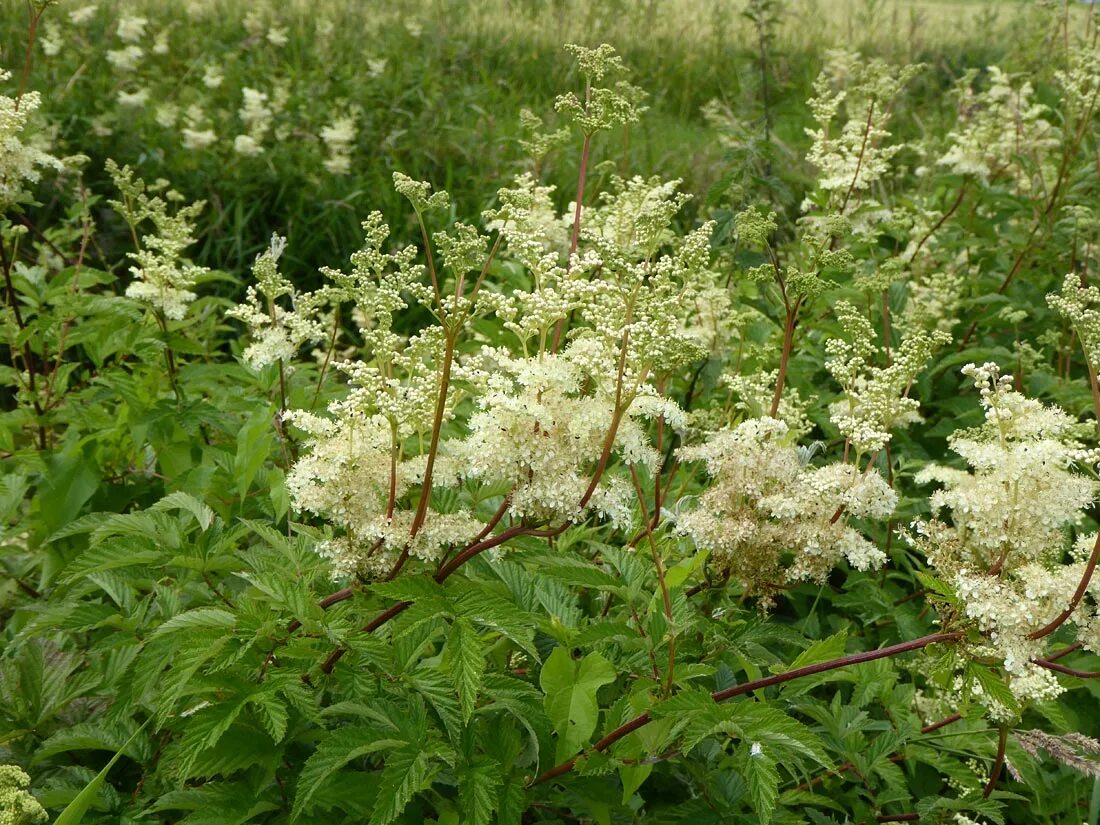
[540,648,617,762]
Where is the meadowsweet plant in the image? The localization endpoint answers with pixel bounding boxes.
[7,5,1100,825]
[677,416,897,605]
[107,159,209,322]
[911,362,1098,706]
[0,70,63,210]
[802,49,920,212]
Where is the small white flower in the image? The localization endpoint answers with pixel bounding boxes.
[69,4,97,24]
[266,26,288,47]
[181,127,217,150]
[116,15,147,43]
[202,64,224,89]
[106,45,143,72]
[234,134,262,156]
[117,88,149,108]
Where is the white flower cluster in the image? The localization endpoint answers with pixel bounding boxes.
[724,369,811,438]
[257,143,716,578]
[0,764,46,825]
[460,350,681,528]
[938,67,1059,189]
[803,50,920,208]
[465,174,708,523]
[320,116,356,176]
[911,363,1098,703]
[826,301,950,453]
[0,71,64,210]
[69,5,98,25]
[677,417,896,606]
[898,270,964,336]
[272,201,481,576]
[227,235,326,371]
[1048,272,1100,368]
[1056,45,1100,118]
[109,161,210,320]
[285,408,481,578]
[181,100,217,150]
[107,44,143,73]
[234,87,273,157]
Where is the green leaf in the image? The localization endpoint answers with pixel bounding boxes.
[292,726,394,820]
[249,690,289,744]
[407,669,463,744]
[539,647,617,762]
[458,759,501,825]
[369,745,431,825]
[152,607,236,638]
[480,674,553,768]
[448,617,485,725]
[53,718,151,825]
[969,664,1020,717]
[37,448,101,539]
[619,762,652,804]
[151,491,217,531]
[743,744,780,825]
[779,629,849,697]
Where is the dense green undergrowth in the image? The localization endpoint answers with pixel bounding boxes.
[3,2,1100,825]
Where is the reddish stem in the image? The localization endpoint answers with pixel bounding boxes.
[1027,531,1100,640]
[530,631,962,786]
[552,131,593,353]
[982,726,1009,798]
[770,296,802,418]
[1035,658,1100,679]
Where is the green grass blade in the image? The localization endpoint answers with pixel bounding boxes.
[52,718,151,825]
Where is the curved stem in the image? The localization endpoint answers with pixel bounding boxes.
[909,180,970,262]
[840,97,876,214]
[530,631,962,786]
[1035,658,1100,679]
[310,306,340,411]
[409,332,457,538]
[552,130,593,353]
[1027,530,1100,640]
[318,523,554,676]
[982,725,1009,798]
[1046,641,1083,662]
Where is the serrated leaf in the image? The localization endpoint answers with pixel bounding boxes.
[152,607,236,638]
[458,759,501,825]
[292,726,393,819]
[249,691,289,744]
[779,630,849,697]
[369,746,431,825]
[480,674,553,769]
[744,744,779,824]
[969,664,1020,717]
[407,669,464,744]
[453,588,539,660]
[151,491,217,531]
[448,617,485,725]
